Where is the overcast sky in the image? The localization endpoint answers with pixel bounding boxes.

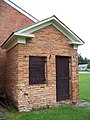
[11,0,90,59]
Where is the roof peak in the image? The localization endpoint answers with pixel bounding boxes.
[1,15,84,51]
[15,15,84,44]
[3,0,39,23]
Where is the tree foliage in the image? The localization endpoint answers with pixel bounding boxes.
[87,63,90,69]
[78,54,89,65]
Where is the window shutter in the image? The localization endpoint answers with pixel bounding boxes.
[29,56,46,84]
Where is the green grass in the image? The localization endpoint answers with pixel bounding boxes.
[79,70,90,72]
[79,74,90,101]
[6,74,90,120]
[6,106,90,120]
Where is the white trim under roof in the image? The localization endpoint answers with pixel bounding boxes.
[1,15,84,51]
[1,33,35,51]
[4,0,39,23]
[16,15,84,45]
[14,33,35,38]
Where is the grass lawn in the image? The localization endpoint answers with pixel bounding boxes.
[6,74,90,120]
[6,106,90,120]
[79,74,90,101]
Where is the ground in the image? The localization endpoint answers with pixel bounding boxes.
[0,73,90,120]
[79,74,90,101]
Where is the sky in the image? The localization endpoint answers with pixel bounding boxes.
[11,0,90,59]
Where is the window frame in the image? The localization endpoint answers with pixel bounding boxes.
[29,56,47,85]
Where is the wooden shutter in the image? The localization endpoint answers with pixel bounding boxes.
[29,56,46,84]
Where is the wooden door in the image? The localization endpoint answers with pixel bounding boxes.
[56,56,70,101]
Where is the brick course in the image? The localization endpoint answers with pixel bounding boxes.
[0,0,34,45]
[6,25,79,111]
[0,47,6,92]
[0,0,35,92]
[6,45,18,106]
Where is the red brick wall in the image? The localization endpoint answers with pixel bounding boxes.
[6,25,79,111]
[0,0,34,45]
[6,45,19,106]
[0,47,6,92]
[0,0,35,92]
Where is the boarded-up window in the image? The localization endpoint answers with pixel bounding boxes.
[29,56,46,84]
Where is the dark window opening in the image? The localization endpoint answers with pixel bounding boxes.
[29,56,46,84]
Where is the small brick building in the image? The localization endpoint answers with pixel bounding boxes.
[1,14,84,111]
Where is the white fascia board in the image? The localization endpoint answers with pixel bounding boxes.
[17,17,54,34]
[4,0,38,23]
[19,22,51,34]
[2,33,35,51]
[51,17,84,45]
[53,17,83,43]
[70,41,83,45]
[17,16,84,45]
[2,33,34,47]
[17,16,83,44]
[2,33,15,48]
[4,37,26,52]
[14,33,35,38]
[2,35,26,51]
[51,20,84,45]
[5,38,20,52]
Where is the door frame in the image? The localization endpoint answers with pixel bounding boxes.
[56,56,71,101]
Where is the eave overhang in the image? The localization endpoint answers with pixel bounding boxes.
[1,15,84,51]
[1,33,35,51]
[16,15,85,46]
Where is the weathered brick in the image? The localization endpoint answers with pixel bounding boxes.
[0,0,35,93]
[6,25,79,111]
[0,0,34,45]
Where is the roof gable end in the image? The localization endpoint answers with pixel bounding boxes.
[1,15,84,51]
[16,15,84,45]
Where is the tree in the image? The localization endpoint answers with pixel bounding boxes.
[78,54,84,64]
[87,63,90,69]
[78,54,89,65]
[84,57,88,64]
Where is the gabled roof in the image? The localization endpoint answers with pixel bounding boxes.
[16,15,84,45]
[4,0,39,23]
[1,15,84,51]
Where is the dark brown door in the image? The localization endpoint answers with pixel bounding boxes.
[56,56,70,101]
